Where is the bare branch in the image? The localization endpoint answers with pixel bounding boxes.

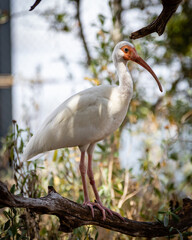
[29,0,42,11]
[130,0,182,39]
[75,0,92,66]
[0,181,192,237]
[28,0,183,39]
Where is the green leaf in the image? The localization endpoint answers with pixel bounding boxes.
[3,210,11,219]
[97,143,106,152]
[170,212,180,222]
[19,139,24,152]
[177,229,183,240]
[10,184,16,194]
[38,166,45,169]
[158,211,167,214]
[4,220,10,231]
[98,14,105,25]
[163,214,169,227]
[10,225,17,237]
[95,231,99,240]
[170,152,178,161]
[12,208,17,217]
[16,123,19,133]
[10,147,14,161]
[52,150,58,162]
[113,187,123,195]
[154,187,161,197]
[56,13,65,22]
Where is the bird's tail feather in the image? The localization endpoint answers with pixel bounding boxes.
[22,134,43,162]
[22,152,44,163]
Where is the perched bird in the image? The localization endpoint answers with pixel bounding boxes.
[23,41,163,220]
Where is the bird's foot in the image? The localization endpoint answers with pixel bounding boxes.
[83,200,124,221]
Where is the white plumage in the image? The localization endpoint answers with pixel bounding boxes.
[23,84,132,161]
[23,41,162,220]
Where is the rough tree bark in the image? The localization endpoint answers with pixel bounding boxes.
[0,181,192,238]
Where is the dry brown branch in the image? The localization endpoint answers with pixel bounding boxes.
[0,181,192,237]
[130,0,182,39]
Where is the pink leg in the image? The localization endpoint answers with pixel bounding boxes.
[79,151,94,217]
[87,153,124,221]
[87,152,106,219]
[87,153,104,203]
[79,152,89,202]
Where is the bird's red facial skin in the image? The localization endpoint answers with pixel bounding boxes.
[121,45,137,61]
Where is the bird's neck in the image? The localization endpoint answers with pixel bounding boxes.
[116,61,133,94]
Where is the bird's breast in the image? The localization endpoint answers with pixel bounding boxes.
[97,87,132,138]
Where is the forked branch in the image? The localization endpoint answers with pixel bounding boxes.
[0,181,192,237]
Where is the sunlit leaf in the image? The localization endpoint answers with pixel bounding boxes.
[52,150,58,162]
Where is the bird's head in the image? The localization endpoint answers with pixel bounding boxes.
[112,41,163,92]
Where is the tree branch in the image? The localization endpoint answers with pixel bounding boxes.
[130,0,182,39]
[0,181,192,237]
[75,0,92,66]
[29,0,42,11]
[29,0,183,39]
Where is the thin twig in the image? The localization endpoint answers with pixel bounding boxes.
[75,0,92,66]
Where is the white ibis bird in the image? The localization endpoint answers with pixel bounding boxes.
[23,41,163,220]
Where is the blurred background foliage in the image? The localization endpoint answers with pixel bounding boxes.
[0,0,192,239]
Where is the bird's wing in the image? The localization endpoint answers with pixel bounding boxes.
[23,85,119,160]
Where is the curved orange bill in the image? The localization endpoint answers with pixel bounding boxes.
[133,55,163,92]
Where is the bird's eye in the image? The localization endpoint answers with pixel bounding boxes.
[124,48,129,53]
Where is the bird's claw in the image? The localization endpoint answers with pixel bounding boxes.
[83,201,95,218]
[95,200,124,221]
[83,200,124,221]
